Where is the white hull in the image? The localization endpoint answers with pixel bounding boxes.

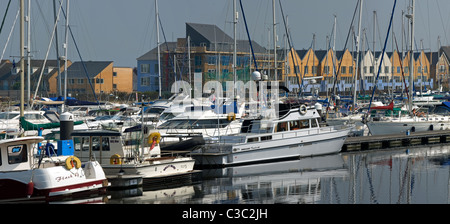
[367,117,450,135]
[0,160,107,200]
[191,126,350,167]
[102,157,195,178]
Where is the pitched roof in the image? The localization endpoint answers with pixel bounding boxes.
[186,23,233,45]
[63,61,113,78]
[136,42,177,61]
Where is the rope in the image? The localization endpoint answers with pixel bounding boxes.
[238,0,258,71]
[0,0,12,36]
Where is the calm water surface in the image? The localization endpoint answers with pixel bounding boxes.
[106,144,450,204]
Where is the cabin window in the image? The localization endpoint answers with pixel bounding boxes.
[249,121,273,133]
[92,137,110,151]
[299,119,310,129]
[7,144,27,164]
[289,121,300,130]
[276,122,288,132]
[74,137,91,151]
[311,119,319,128]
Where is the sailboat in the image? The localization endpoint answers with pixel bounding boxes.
[366,0,450,135]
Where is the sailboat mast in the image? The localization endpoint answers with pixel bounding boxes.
[272,0,277,82]
[63,0,69,112]
[26,0,30,108]
[53,0,62,97]
[233,0,237,98]
[20,0,25,119]
[155,0,161,98]
[353,0,363,112]
[408,0,414,112]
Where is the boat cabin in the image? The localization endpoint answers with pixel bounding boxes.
[71,129,160,165]
[241,107,321,134]
[0,137,43,172]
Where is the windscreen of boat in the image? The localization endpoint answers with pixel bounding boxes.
[0,112,19,120]
[24,113,45,120]
[144,107,166,115]
[159,112,176,121]
[247,120,274,134]
[158,119,231,129]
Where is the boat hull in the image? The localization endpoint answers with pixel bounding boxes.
[367,119,450,135]
[0,161,108,202]
[191,127,351,167]
[102,157,196,179]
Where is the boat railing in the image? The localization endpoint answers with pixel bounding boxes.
[212,124,350,145]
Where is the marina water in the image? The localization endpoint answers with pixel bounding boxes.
[106,144,450,204]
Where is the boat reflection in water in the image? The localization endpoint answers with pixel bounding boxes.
[195,154,348,204]
[104,144,450,204]
[334,144,450,204]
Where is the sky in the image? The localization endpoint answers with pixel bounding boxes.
[1,0,450,68]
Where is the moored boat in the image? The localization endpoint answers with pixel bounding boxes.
[71,128,196,183]
[0,136,108,202]
[190,103,352,167]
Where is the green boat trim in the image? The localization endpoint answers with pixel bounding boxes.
[20,117,84,131]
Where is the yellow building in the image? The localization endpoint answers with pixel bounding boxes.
[414,50,430,82]
[336,49,356,91]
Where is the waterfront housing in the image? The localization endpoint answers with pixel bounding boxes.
[2,22,450,100]
[0,60,135,100]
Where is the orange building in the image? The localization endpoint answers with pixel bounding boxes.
[112,67,135,93]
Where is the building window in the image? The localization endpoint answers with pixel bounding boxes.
[78,79,84,84]
[385,66,389,74]
[397,66,400,73]
[195,55,202,66]
[370,66,374,74]
[221,56,231,66]
[96,78,104,84]
[349,66,353,74]
[341,66,346,74]
[140,77,149,86]
[208,56,216,65]
[304,66,308,74]
[141,64,150,73]
[113,72,117,77]
[113,84,117,89]
[323,66,329,74]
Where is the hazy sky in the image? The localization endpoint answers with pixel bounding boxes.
[1,0,449,68]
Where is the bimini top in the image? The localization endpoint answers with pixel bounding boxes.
[71,129,122,137]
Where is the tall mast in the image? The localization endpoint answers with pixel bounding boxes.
[332,15,337,96]
[272,0,277,81]
[233,0,237,98]
[20,0,25,120]
[373,11,377,88]
[53,0,62,97]
[408,0,415,112]
[353,0,363,112]
[155,0,161,98]
[63,0,69,112]
[26,0,30,108]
